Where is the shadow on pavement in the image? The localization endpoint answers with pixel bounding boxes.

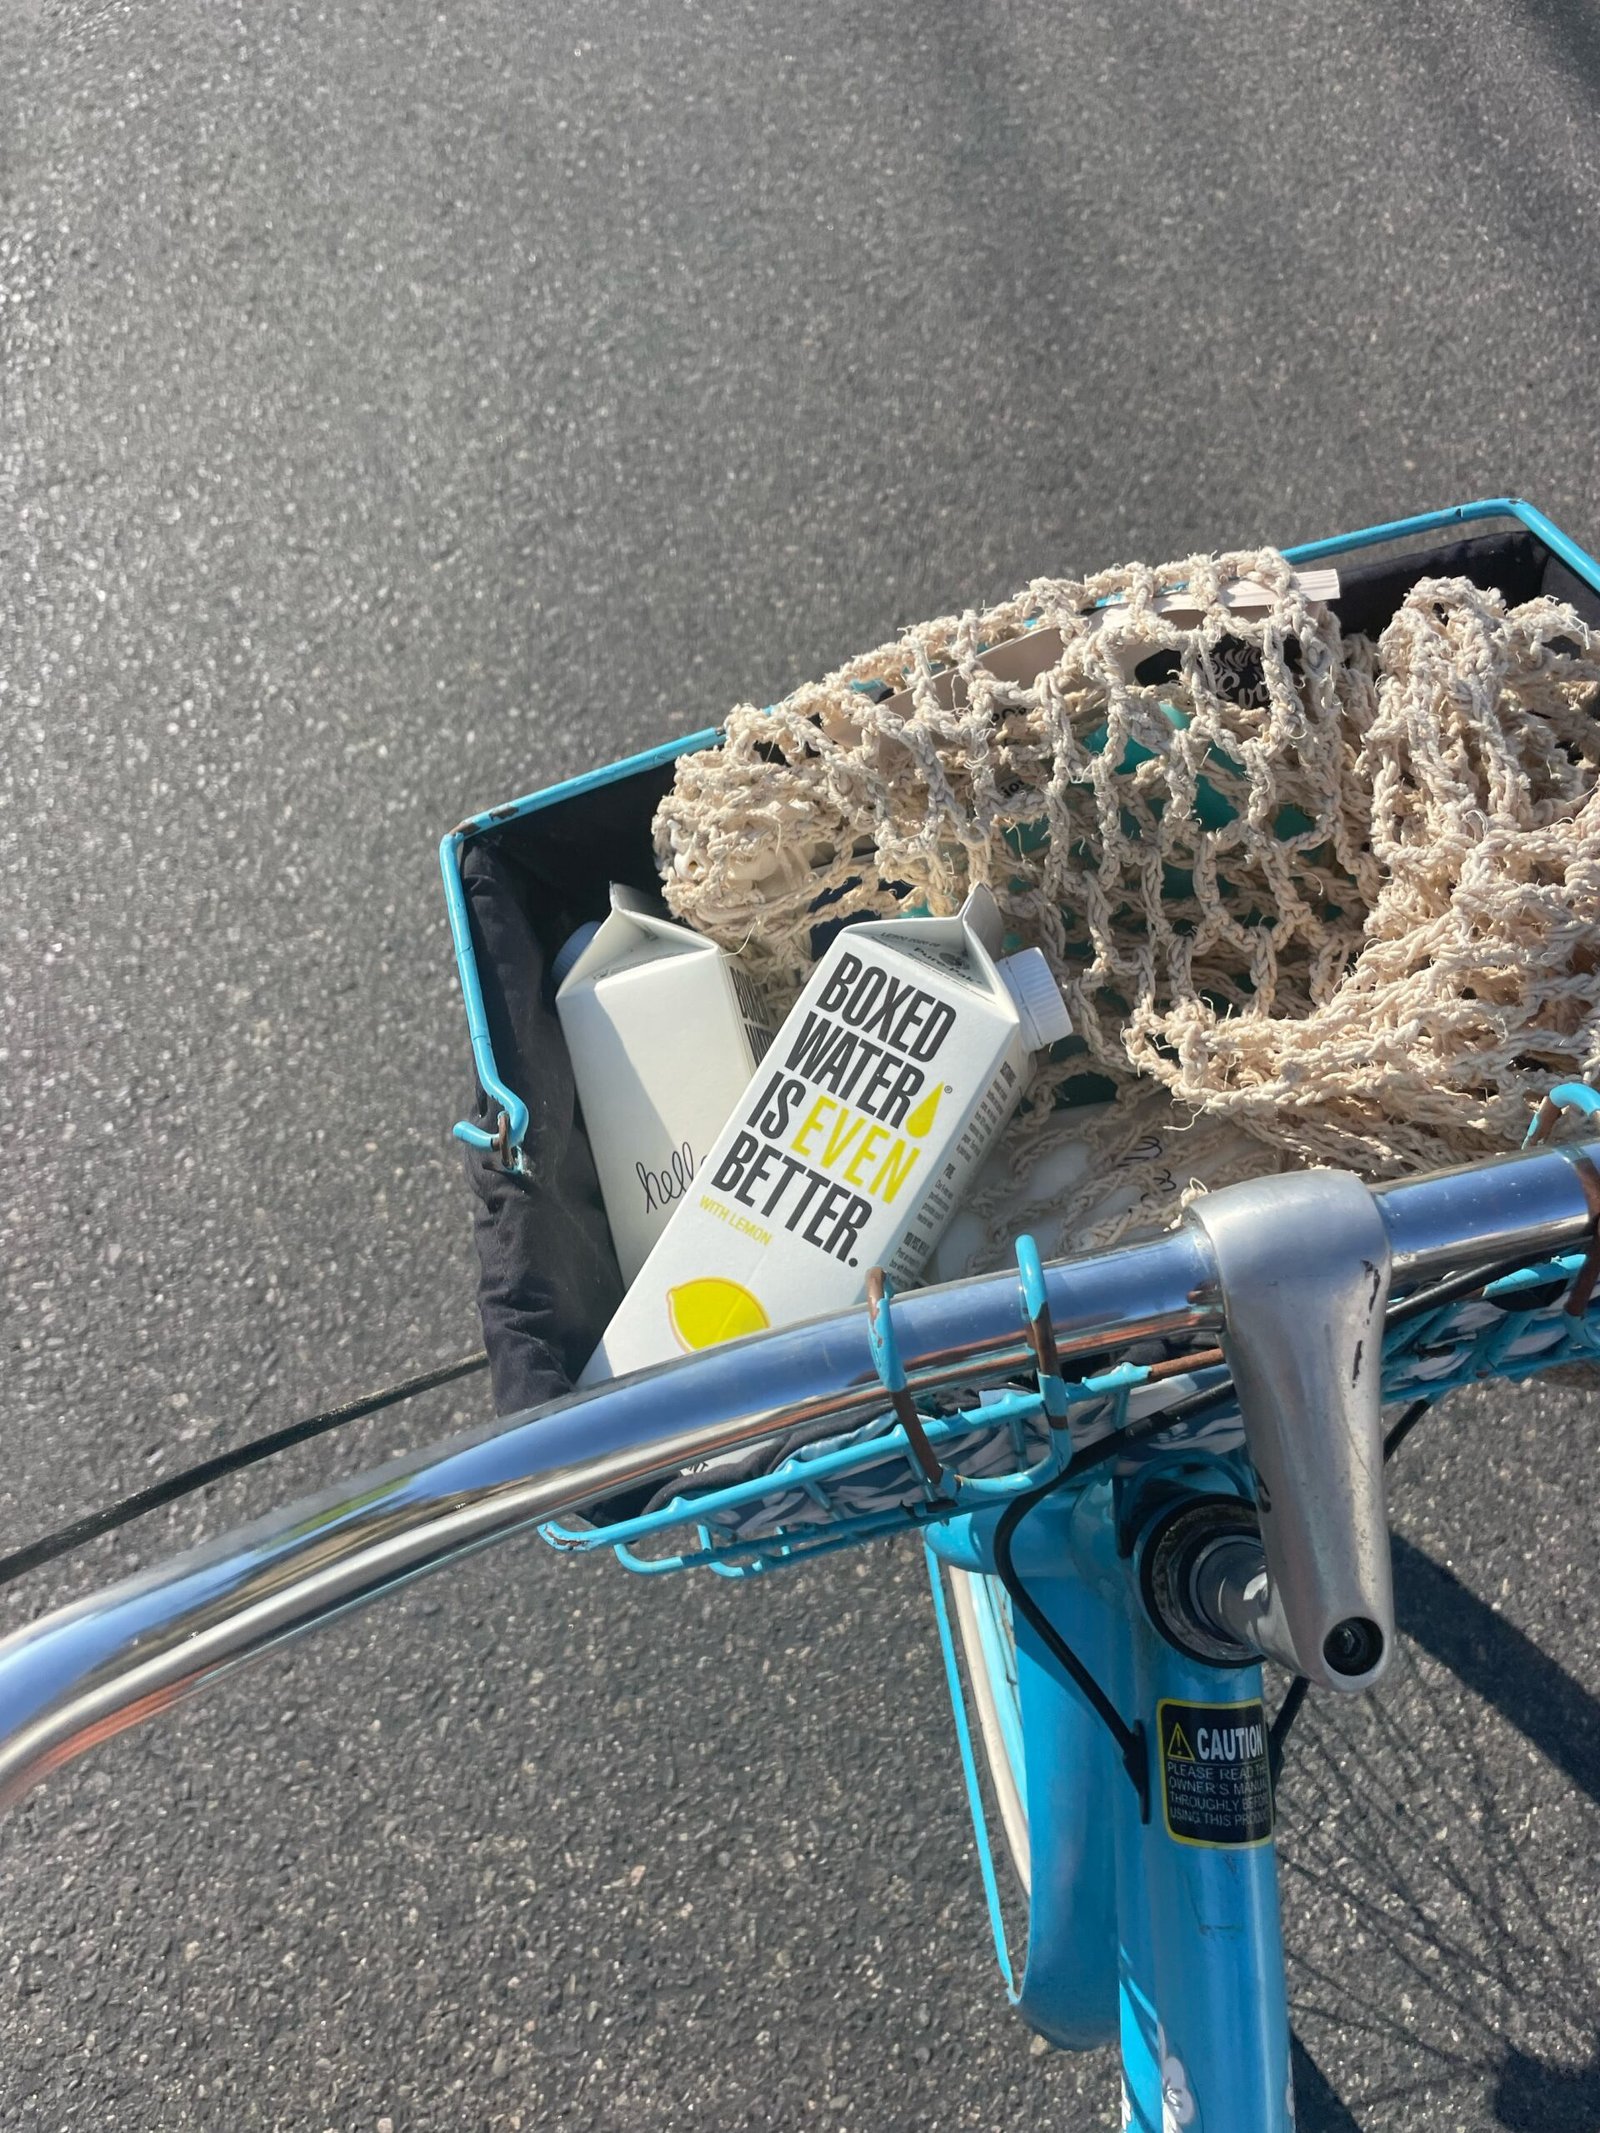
[1393,1535,1600,1811]
[1282,1533,1600,2131]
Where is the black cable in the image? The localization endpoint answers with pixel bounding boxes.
[992,1428,1151,1813]
[1267,1392,1433,1782]
[1267,1677,1309,1789]
[1383,1253,1548,1331]
[1382,1395,1434,1463]
[0,1353,490,1593]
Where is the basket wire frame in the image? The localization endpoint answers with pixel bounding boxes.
[541,1224,1600,1580]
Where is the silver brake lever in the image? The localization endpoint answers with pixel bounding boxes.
[1186,1170,1394,1692]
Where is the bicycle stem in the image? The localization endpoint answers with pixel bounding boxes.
[1189,1170,1395,1692]
[0,1141,1595,1817]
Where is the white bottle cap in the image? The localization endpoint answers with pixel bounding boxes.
[997,948,1073,1051]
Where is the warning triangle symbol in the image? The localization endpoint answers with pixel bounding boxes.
[1166,1720,1196,1762]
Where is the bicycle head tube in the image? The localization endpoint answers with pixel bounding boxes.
[1186,1170,1394,1693]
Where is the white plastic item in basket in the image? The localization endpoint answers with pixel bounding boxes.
[579,886,1072,1385]
[928,1088,1283,1280]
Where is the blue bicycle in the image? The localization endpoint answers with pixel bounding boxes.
[2,499,1597,2133]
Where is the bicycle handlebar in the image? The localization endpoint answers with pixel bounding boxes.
[0,1141,1595,1815]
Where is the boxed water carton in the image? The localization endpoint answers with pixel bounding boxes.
[579,886,1071,1383]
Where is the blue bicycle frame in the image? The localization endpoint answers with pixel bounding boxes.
[927,1478,1291,2131]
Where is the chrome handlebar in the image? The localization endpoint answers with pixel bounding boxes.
[0,1141,1595,1815]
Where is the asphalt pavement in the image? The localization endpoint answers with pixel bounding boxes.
[5,3,1600,2127]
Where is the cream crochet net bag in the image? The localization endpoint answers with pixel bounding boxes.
[653,550,1600,1263]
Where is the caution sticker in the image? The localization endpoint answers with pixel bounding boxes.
[1158,1698,1273,1849]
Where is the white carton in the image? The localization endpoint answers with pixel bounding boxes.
[580,886,1071,1383]
[555,885,774,1284]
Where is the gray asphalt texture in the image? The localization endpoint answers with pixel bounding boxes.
[5,3,1600,2127]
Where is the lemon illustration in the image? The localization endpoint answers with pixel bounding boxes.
[904,1084,944,1138]
[667,1277,770,1352]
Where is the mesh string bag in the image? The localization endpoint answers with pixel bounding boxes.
[654,550,1600,1263]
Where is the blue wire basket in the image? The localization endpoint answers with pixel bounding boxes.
[541,1225,1600,1581]
[438,500,1600,1579]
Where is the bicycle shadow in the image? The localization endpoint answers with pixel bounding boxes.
[1281,1533,1600,2133]
[1391,1536,1600,1820]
